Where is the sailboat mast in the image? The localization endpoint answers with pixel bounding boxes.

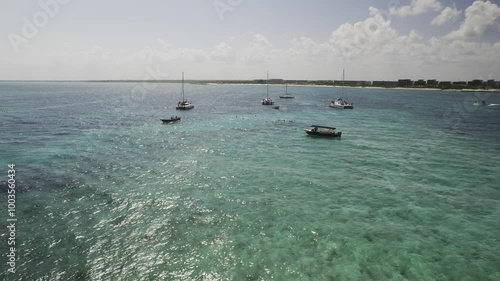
[342,69,344,94]
[266,71,269,98]
[182,72,185,101]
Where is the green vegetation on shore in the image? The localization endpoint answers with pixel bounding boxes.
[3,79,499,91]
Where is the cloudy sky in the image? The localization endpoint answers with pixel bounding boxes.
[1,0,499,81]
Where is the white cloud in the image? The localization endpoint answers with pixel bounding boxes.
[87,46,113,63]
[445,0,500,39]
[324,6,500,80]
[157,38,170,49]
[331,7,397,61]
[252,33,272,47]
[111,17,500,80]
[137,45,209,64]
[290,37,331,61]
[211,43,236,62]
[243,33,277,64]
[390,0,443,17]
[431,6,461,26]
[1,5,499,81]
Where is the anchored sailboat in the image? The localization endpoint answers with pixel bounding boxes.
[279,84,295,99]
[330,69,353,109]
[262,71,274,105]
[176,72,194,110]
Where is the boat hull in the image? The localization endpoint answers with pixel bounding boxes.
[161,117,181,123]
[279,96,295,99]
[473,101,490,106]
[304,130,342,138]
[176,105,194,110]
[329,103,353,109]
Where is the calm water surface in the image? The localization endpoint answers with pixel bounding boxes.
[1,82,499,280]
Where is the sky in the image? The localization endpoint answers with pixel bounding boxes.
[0,0,499,81]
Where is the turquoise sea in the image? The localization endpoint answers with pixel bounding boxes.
[1,82,500,280]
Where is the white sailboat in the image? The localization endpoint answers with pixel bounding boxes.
[176,72,194,110]
[330,69,353,109]
[279,84,295,99]
[262,71,274,105]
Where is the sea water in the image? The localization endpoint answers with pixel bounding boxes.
[0,82,499,280]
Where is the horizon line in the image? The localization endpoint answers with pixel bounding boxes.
[0,78,497,83]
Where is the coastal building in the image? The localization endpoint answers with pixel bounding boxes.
[468,79,483,87]
[333,80,370,87]
[287,80,309,85]
[210,79,498,89]
[414,79,426,87]
[398,79,413,87]
[373,81,399,87]
[316,80,333,85]
[438,81,451,88]
[427,79,438,87]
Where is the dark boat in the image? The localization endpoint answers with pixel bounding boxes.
[304,125,342,137]
[161,116,181,123]
[473,100,491,106]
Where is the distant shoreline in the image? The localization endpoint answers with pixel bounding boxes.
[1,79,499,92]
[206,83,444,91]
